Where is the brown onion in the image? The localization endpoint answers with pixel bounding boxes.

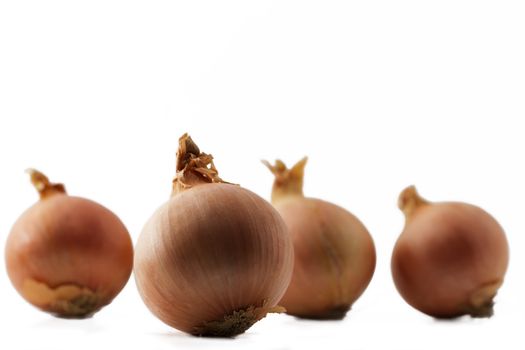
[263,158,376,319]
[391,186,509,318]
[134,134,293,337]
[5,170,133,318]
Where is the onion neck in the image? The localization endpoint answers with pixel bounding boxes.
[263,157,307,204]
[171,133,228,196]
[398,185,429,219]
[26,169,66,199]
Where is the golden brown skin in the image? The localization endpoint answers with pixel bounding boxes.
[6,193,134,317]
[264,157,376,319]
[275,197,376,319]
[134,134,293,337]
[391,186,509,318]
[134,183,294,336]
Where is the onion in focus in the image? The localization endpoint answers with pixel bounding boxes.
[134,134,294,337]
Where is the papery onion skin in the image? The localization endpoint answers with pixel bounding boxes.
[391,186,509,318]
[134,134,293,337]
[264,158,376,319]
[5,170,133,318]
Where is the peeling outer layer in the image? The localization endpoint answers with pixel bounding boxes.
[22,279,102,318]
[262,157,307,203]
[172,133,229,195]
[192,301,285,337]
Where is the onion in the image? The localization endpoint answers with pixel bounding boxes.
[5,170,133,318]
[134,134,294,337]
[263,158,376,319]
[391,186,509,318]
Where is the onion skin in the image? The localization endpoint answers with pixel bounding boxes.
[134,134,293,337]
[391,186,509,318]
[264,158,376,319]
[5,170,133,318]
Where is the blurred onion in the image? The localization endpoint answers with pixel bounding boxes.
[264,157,375,319]
[5,169,133,317]
[391,186,509,318]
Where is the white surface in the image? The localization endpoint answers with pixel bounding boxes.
[1,1,524,349]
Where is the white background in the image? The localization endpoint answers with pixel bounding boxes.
[1,1,524,349]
